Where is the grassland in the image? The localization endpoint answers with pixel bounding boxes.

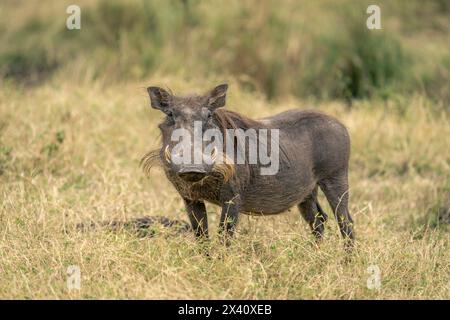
[0,0,449,299]
[0,76,448,299]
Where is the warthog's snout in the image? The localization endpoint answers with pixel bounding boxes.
[177,166,207,182]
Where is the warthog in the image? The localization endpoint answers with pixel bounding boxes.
[142,84,354,248]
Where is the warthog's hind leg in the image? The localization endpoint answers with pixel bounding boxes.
[298,187,328,240]
[318,170,355,250]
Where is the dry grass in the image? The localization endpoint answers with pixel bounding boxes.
[0,76,448,299]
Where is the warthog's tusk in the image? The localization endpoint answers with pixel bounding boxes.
[211,146,218,162]
[164,145,171,163]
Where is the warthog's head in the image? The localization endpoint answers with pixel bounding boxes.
[141,84,234,183]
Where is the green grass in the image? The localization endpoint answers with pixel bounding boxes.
[0,0,449,102]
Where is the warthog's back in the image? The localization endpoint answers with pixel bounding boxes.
[241,109,350,214]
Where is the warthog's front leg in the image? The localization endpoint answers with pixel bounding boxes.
[184,199,208,239]
[219,195,241,245]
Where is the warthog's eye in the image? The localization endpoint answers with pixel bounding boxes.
[202,108,212,122]
[165,111,175,125]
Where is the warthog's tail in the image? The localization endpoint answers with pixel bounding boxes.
[74,215,191,237]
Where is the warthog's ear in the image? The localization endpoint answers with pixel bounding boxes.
[207,84,228,110]
[147,86,171,112]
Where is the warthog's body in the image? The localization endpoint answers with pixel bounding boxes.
[239,109,351,215]
[143,84,354,246]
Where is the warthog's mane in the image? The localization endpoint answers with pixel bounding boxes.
[214,108,264,133]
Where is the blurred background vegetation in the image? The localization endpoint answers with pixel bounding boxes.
[0,0,449,104]
[0,1,448,299]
